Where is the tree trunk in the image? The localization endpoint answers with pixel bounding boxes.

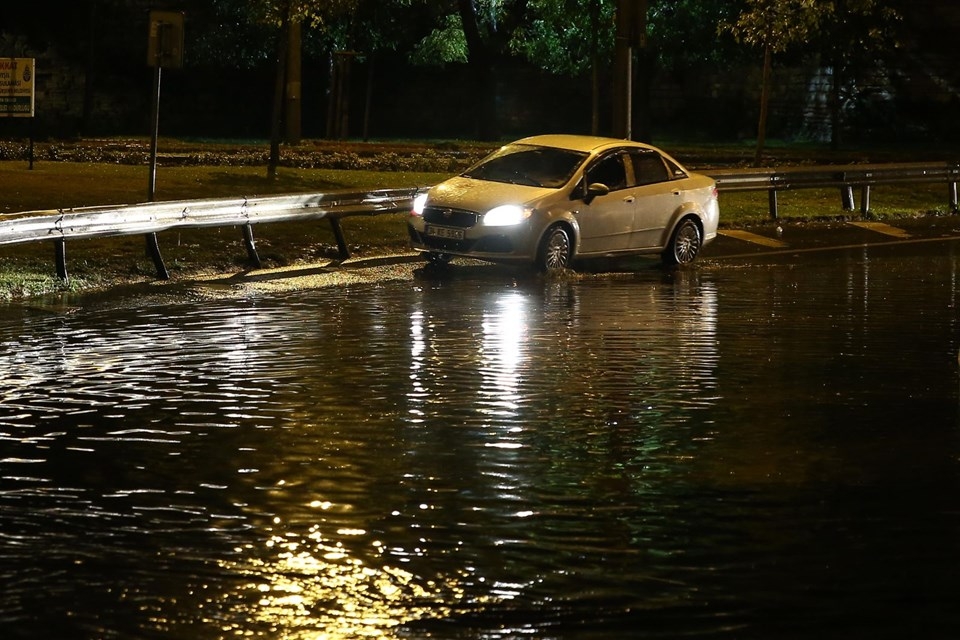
[363,55,374,141]
[830,61,843,150]
[612,0,631,138]
[267,8,291,180]
[82,0,98,135]
[457,0,498,140]
[589,39,598,134]
[755,43,772,165]
[634,0,652,143]
[285,19,302,145]
[589,0,601,135]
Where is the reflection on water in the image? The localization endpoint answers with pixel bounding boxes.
[1,244,959,639]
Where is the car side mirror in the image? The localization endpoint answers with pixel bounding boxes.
[584,182,610,205]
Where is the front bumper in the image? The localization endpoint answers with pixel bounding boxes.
[407,206,541,263]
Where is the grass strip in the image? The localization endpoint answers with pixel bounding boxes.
[0,147,953,300]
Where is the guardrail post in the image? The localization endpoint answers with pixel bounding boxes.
[145,233,169,280]
[768,189,779,220]
[54,240,68,282]
[242,224,262,268]
[329,218,350,260]
[841,185,855,211]
[860,185,871,214]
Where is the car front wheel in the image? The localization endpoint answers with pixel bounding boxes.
[537,225,572,271]
[425,252,453,266]
[663,218,702,266]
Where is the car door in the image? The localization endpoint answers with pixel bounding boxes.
[574,151,635,254]
[626,151,684,249]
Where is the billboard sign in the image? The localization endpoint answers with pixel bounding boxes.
[0,58,35,118]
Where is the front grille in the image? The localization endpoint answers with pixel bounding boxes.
[422,206,479,228]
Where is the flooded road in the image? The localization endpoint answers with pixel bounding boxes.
[1,240,959,639]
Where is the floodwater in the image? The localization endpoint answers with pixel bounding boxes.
[1,241,959,639]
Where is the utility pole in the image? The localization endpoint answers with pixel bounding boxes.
[612,0,647,140]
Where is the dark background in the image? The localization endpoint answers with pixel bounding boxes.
[0,0,958,146]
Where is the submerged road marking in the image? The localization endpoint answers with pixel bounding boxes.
[847,221,912,239]
[718,229,789,248]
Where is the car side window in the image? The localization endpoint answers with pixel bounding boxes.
[586,153,628,192]
[630,151,671,186]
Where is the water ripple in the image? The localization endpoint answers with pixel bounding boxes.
[1,256,959,638]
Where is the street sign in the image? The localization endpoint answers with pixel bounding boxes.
[0,58,35,118]
[148,11,184,68]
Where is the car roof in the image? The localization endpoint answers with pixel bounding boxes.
[511,134,657,155]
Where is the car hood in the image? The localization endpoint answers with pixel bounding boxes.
[427,176,559,212]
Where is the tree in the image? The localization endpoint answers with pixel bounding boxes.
[242,0,357,178]
[648,0,742,70]
[723,0,821,163]
[323,0,431,139]
[457,0,500,139]
[510,0,613,134]
[511,0,737,139]
[407,0,529,140]
[813,0,902,148]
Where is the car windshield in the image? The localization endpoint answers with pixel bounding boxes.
[462,144,587,188]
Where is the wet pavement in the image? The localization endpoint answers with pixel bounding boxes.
[177,214,960,300]
[709,214,960,261]
[2,214,959,639]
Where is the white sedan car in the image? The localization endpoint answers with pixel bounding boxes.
[408,134,719,271]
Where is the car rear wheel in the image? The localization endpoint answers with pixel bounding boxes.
[537,225,572,271]
[663,218,702,266]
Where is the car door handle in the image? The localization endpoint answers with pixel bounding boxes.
[673,190,682,196]
[623,196,635,203]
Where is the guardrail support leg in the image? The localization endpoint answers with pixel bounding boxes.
[329,218,350,260]
[950,181,958,213]
[768,189,778,220]
[242,224,262,268]
[841,185,855,211]
[145,232,169,280]
[860,185,871,215]
[54,239,68,283]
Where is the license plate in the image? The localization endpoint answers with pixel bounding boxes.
[426,224,464,240]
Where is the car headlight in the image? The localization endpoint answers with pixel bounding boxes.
[483,204,531,226]
[411,192,428,216]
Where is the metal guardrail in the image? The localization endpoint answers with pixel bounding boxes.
[2,161,958,283]
[0,187,420,281]
[708,161,960,219]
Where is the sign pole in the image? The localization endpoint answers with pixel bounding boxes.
[148,60,161,202]
[145,24,165,278]
[144,11,183,280]
[145,54,168,280]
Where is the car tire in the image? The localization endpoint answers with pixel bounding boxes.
[537,225,572,272]
[663,217,702,266]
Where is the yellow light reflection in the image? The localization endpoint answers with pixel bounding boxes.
[480,291,526,409]
[216,521,490,639]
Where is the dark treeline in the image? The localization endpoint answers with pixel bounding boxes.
[1,0,958,148]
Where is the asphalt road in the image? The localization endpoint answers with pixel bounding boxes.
[706,214,960,261]
[176,214,960,300]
